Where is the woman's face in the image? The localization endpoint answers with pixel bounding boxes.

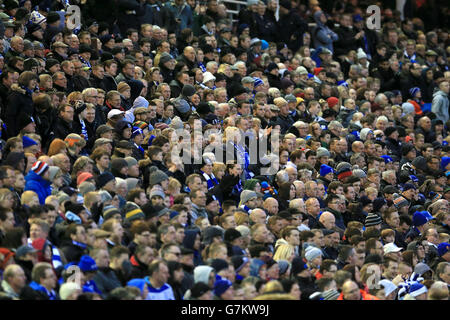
[191,93,200,105]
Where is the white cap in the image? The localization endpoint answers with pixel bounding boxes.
[357,48,367,60]
[202,71,216,84]
[383,242,403,255]
[378,279,397,297]
[107,109,125,119]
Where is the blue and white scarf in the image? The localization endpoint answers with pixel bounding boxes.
[200,171,219,190]
[80,119,88,141]
[72,240,87,250]
[233,178,243,195]
[27,239,63,270]
[233,143,253,179]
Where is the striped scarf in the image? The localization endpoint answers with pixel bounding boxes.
[233,178,243,195]
[200,171,219,190]
[27,239,63,270]
[233,143,253,180]
[80,119,88,141]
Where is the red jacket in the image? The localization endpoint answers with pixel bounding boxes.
[337,289,379,300]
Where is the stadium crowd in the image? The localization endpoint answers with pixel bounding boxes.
[0,0,449,301]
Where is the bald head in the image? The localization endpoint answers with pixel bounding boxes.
[319,211,336,229]
[250,208,267,224]
[183,46,196,62]
[342,280,361,300]
[352,141,364,154]
[263,197,279,215]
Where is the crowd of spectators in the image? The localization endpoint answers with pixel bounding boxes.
[0,0,449,301]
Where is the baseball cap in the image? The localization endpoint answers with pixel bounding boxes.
[107,109,125,119]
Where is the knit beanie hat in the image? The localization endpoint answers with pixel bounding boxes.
[231,255,250,273]
[23,136,38,149]
[126,178,139,191]
[159,52,174,65]
[291,257,308,275]
[240,190,257,205]
[102,205,121,221]
[133,120,149,131]
[243,179,259,191]
[224,228,242,243]
[191,282,211,299]
[384,126,397,137]
[365,212,382,227]
[352,168,367,179]
[360,128,373,141]
[78,255,98,272]
[373,197,387,213]
[31,161,49,176]
[336,162,352,180]
[202,226,224,244]
[304,245,323,261]
[213,279,232,297]
[411,156,426,169]
[97,172,116,189]
[98,190,113,203]
[47,166,61,181]
[316,147,331,158]
[149,186,165,199]
[79,181,96,195]
[210,258,229,273]
[408,282,427,297]
[149,166,169,186]
[392,193,409,209]
[412,211,429,227]
[123,201,145,223]
[77,172,94,186]
[182,84,196,97]
[319,164,334,177]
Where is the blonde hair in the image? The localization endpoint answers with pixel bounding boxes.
[273,243,294,262]
[21,190,39,206]
[167,177,182,194]
[234,211,249,226]
[212,162,226,178]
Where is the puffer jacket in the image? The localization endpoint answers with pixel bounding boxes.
[24,171,52,205]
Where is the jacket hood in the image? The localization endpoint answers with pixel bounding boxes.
[314,11,324,26]
[183,229,200,250]
[194,265,214,285]
[433,89,447,98]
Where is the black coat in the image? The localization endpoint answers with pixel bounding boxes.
[60,241,88,264]
[34,108,57,151]
[116,0,146,35]
[5,85,34,137]
[53,117,74,140]
[334,26,357,57]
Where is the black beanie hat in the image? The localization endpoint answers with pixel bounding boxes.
[196,101,212,115]
[97,172,115,189]
[18,113,34,131]
[210,258,229,273]
[46,11,61,24]
[224,228,242,243]
[46,58,60,70]
[384,126,397,137]
[182,84,196,97]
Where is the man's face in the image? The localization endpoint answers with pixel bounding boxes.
[60,106,74,122]
[342,281,361,300]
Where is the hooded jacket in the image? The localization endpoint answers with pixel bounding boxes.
[431,89,449,123]
[183,229,203,266]
[312,11,338,52]
[24,171,52,205]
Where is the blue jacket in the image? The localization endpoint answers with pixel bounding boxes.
[24,171,52,205]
